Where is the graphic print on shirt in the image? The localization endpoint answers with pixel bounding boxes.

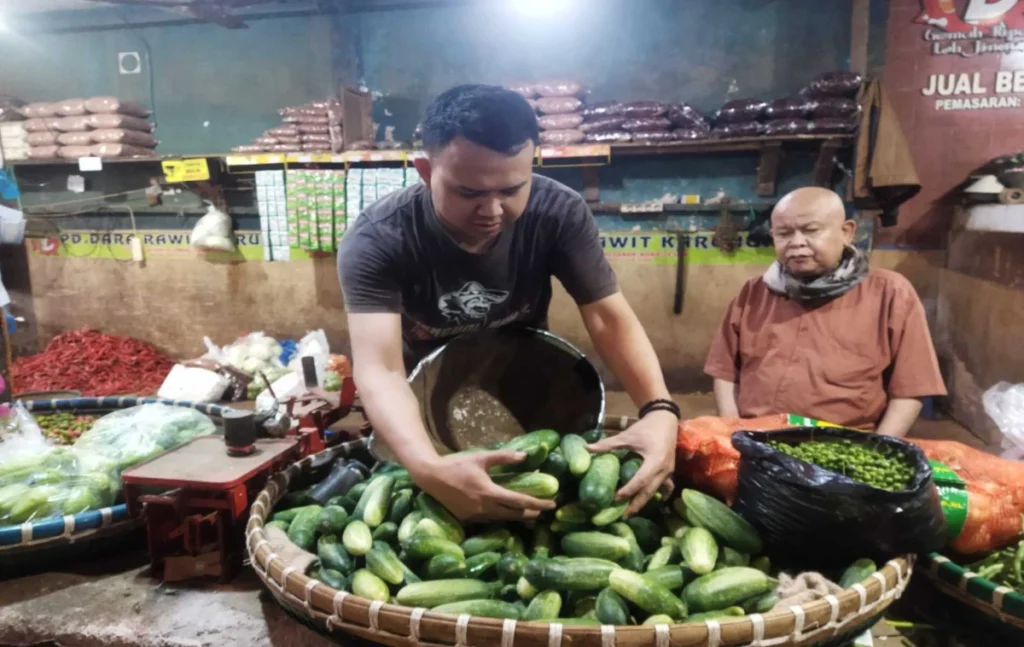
[438,281,510,322]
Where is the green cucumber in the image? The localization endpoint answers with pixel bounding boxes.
[432,599,522,620]
[680,527,718,575]
[359,475,394,528]
[462,529,511,557]
[366,541,406,585]
[317,505,350,535]
[491,472,560,498]
[271,508,300,524]
[494,429,561,474]
[550,520,587,535]
[591,502,627,527]
[372,521,398,544]
[351,569,389,602]
[619,458,642,487]
[318,534,354,574]
[540,448,568,479]
[741,591,779,614]
[325,495,348,510]
[316,568,348,590]
[286,505,323,551]
[277,488,313,510]
[626,517,661,553]
[388,489,414,525]
[532,525,554,559]
[677,489,763,555]
[607,522,645,572]
[580,454,620,511]
[683,567,777,613]
[342,521,373,556]
[572,595,597,617]
[524,590,562,621]
[517,576,539,600]
[427,553,467,579]
[556,503,590,524]
[644,566,686,591]
[664,516,690,539]
[507,534,526,555]
[342,482,367,509]
[397,511,424,544]
[414,518,447,538]
[561,532,631,561]
[402,534,465,561]
[642,614,674,626]
[609,569,687,620]
[718,546,749,569]
[684,608,744,623]
[416,493,465,543]
[497,552,529,584]
[266,520,290,532]
[524,557,619,592]
[751,556,772,575]
[647,544,679,571]
[595,588,630,625]
[560,434,592,476]
[580,428,604,444]
[838,558,877,588]
[465,552,502,579]
[396,579,492,607]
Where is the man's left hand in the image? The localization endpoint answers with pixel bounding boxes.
[587,409,678,518]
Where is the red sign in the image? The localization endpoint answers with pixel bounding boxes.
[916,0,1024,55]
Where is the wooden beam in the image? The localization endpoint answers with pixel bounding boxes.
[850,0,870,75]
[813,140,844,187]
[582,167,601,203]
[756,142,783,197]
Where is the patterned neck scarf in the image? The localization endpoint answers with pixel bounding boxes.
[762,245,869,302]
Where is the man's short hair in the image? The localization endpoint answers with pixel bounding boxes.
[421,84,540,156]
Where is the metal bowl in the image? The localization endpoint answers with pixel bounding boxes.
[369,327,605,462]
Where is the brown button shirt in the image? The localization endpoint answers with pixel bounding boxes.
[704,268,947,429]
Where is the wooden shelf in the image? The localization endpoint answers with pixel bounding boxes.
[609,134,852,156]
[588,202,774,214]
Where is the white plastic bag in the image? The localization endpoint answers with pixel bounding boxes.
[982,381,1024,460]
[157,364,230,402]
[191,202,235,252]
[202,332,284,376]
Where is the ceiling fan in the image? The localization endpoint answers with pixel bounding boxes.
[81,0,279,29]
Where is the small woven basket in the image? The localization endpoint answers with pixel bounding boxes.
[0,397,235,565]
[248,437,915,647]
[920,552,1024,631]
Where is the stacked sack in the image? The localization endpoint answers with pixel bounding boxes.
[21,98,156,160]
[511,81,586,146]
[713,70,863,139]
[575,101,711,145]
[233,99,343,154]
[0,94,28,162]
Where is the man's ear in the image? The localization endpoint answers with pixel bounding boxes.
[842,218,857,244]
[413,156,432,186]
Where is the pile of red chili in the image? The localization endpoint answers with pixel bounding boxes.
[11,329,175,397]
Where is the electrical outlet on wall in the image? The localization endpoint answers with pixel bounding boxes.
[118,52,142,75]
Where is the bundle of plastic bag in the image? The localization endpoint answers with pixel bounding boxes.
[982,381,1024,460]
[203,332,285,376]
[191,202,235,252]
[0,403,214,525]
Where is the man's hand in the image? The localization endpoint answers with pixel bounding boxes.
[407,450,558,522]
[587,410,678,518]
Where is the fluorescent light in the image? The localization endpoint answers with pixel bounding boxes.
[510,0,573,18]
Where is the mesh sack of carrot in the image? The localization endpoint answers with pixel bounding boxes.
[676,416,1024,553]
[11,329,175,397]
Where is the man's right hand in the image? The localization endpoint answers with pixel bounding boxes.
[408,450,557,522]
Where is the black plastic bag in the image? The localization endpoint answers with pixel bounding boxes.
[804,71,864,98]
[673,128,711,141]
[732,428,946,570]
[667,103,709,131]
[712,121,765,138]
[811,117,858,134]
[582,101,625,119]
[579,116,626,134]
[764,97,817,120]
[622,101,667,118]
[764,118,813,136]
[813,97,862,119]
[621,117,672,133]
[714,99,767,124]
[584,131,632,143]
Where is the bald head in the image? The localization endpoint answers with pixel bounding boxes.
[770,187,855,278]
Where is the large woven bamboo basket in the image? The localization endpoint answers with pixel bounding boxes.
[920,552,1024,631]
[248,436,915,647]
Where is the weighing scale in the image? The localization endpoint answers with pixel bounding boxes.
[121,435,301,582]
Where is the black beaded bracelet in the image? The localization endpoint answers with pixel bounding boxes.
[639,398,681,420]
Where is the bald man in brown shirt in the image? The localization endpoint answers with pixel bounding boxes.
[704,187,946,437]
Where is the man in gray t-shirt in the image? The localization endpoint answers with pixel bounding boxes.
[338,84,677,523]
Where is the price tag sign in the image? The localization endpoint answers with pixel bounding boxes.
[620,202,665,214]
[78,157,103,172]
[161,158,211,183]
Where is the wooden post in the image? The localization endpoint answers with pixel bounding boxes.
[850,0,870,75]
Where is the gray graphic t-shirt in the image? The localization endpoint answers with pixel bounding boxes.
[337,174,618,370]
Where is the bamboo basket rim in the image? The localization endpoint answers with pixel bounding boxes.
[248,441,915,647]
[920,552,1024,630]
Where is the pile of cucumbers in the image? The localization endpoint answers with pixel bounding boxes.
[267,429,786,625]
